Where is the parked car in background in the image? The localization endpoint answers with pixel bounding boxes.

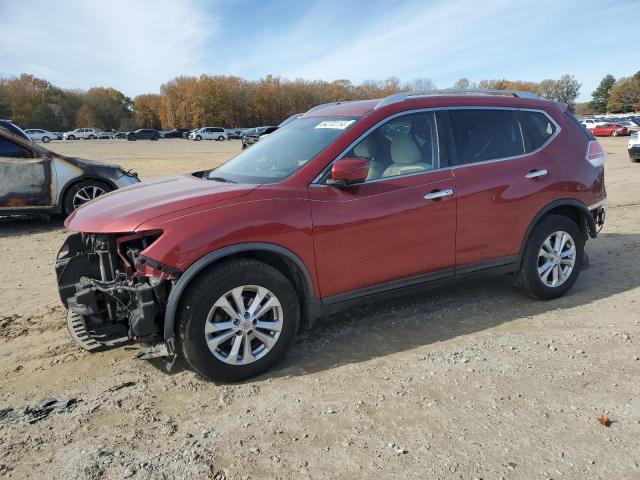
[188,127,228,141]
[112,131,128,139]
[24,129,56,143]
[581,118,607,130]
[1,120,139,217]
[55,90,607,381]
[226,129,244,139]
[97,131,113,139]
[242,125,277,149]
[591,123,628,136]
[629,132,640,162]
[63,128,99,140]
[164,128,191,138]
[127,129,160,141]
[615,120,639,132]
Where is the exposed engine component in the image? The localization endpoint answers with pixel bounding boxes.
[55,233,172,351]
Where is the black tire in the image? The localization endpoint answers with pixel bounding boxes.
[516,214,584,300]
[67,135,75,140]
[128,135,136,141]
[42,136,50,143]
[217,135,225,141]
[63,179,112,215]
[178,259,300,382]
[196,135,202,141]
[88,134,96,140]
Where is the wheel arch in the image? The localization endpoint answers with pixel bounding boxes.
[518,199,597,265]
[58,175,117,213]
[163,243,319,352]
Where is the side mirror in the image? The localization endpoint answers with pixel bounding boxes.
[327,157,369,186]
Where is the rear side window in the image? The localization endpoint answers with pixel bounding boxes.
[566,112,595,140]
[449,109,524,165]
[519,111,557,152]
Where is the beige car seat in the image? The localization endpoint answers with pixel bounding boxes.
[382,135,430,178]
[352,136,385,180]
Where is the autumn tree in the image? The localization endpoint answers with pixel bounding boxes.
[589,74,615,113]
[607,72,640,113]
[133,94,162,129]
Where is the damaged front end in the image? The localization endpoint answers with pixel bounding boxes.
[55,232,178,358]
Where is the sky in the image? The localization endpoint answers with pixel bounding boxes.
[0,0,638,102]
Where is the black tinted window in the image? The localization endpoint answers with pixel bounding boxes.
[520,111,557,151]
[449,109,524,165]
[0,137,30,157]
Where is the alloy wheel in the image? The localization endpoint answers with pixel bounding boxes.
[537,230,576,287]
[72,185,107,209]
[205,285,283,365]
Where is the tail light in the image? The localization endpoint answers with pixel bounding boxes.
[586,140,606,167]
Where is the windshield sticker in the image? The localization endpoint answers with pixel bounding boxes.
[315,120,355,130]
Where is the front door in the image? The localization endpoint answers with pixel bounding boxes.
[308,110,457,300]
[0,135,54,209]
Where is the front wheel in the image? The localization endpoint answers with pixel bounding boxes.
[195,135,202,141]
[178,259,300,382]
[63,179,111,215]
[517,215,584,300]
[67,135,75,140]
[42,136,50,143]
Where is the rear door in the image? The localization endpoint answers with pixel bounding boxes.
[445,108,559,269]
[0,134,55,209]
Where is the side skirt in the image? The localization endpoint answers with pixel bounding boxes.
[318,255,519,317]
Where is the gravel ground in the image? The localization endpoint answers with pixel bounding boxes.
[0,137,639,479]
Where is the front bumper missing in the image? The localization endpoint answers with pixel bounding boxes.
[55,233,176,360]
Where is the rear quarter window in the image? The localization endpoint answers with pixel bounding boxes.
[519,111,557,152]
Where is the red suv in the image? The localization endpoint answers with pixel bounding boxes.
[56,90,607,381]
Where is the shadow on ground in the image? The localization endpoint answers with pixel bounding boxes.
[267,232,640,379]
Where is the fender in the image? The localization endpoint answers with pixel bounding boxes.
[163,242,317,352]
[518,198,597,262]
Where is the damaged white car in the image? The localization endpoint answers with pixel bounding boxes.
[0,119,139,216]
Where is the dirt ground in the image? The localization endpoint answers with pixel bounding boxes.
[1,137,639,480]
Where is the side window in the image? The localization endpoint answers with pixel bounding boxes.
[449,109,524,165]
[520,111,557,152]
[0,137,32,158]
[343,111,439,181]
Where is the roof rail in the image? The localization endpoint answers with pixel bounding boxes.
[303,101,356,116]
[374,89,539,110]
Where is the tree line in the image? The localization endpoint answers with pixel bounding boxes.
[0,71,636,132]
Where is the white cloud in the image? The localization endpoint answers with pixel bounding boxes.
[0,0,218,95]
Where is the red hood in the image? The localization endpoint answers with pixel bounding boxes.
[65,174,258,233]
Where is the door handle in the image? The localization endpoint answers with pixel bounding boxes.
[424,188,454,200]
[525,169,548,179]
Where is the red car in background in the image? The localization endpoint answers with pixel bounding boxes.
[591,123,628,137]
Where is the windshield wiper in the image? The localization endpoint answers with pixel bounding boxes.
[207,175,236,183]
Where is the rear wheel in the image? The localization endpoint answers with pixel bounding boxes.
[88,134,96,140]
[217,135,225,141]
[63,179,111,215]
[178,259,300,382]
[517,215,584,300]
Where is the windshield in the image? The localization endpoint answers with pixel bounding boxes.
[210,116,359,184]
